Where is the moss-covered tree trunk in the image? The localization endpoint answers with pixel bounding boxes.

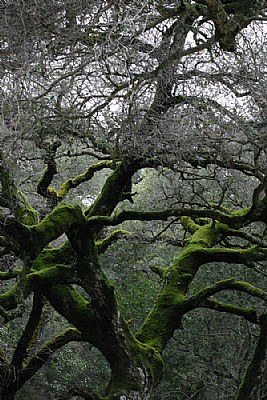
[3,144,267,399]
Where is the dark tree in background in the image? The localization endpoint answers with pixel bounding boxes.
[1,1,267,399]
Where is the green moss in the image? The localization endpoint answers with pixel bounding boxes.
[188,222,216,246]
[133,339,163,384]
[1,165,38,225]
[107,337,163,398]
[44,284,95,333]
[96,230,129,253]
[136,221,222,352]
[0,270,20,279]
[57,160,115,201]
[15,191,38,225]
[28,264,74,288]
[86,161,139,218]
[135,288,185,352]
[206,299,257,323]
[30,203,84,252]
[181,216,200,233]
[32,241,75,271]
[0,285,18,310]
[233,280,267,301]
[231,207,250,217]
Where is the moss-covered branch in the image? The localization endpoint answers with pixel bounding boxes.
[0,285,19,312]
[37,141,61,208]
[135,221,219,351]
[0,156,38,225]
[29,204,85,256]
[88,191,267,229]
[135,214,267,354]
[37,146,116,207]
[96,229,130,254]
[28,264,75,289]
[57,160,116,201]
[200,246,267,264]
[185,278,267,308]
[3,328,82,399]
[0,266,81,320]
[87,206,249,229]
[200,298,258,324]
[0,270,20,280]
[1,203,85,258]
[11,293,46,369]
[86,161,140,218]
[23,327,82,372]
[221,225,267,247]
[43,284,96,337]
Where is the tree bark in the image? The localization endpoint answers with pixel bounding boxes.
[236,314,267,400]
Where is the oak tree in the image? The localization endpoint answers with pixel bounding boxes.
[1,1,267,399]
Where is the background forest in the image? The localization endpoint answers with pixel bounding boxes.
[0,1,267,399]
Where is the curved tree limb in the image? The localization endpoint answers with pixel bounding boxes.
[2,328,83,400]
[11,292,46,370]
[200,298,259,324]
[0,154,38,225]
[96,229,130,254]
[87,206,249,229]
[185,278,267,309]
[57,160,116,201]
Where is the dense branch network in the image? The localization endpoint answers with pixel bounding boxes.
[1,1,267,399]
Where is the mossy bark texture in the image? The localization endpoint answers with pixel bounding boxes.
[2,158,267,400]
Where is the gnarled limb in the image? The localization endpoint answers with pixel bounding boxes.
[37,141,61,209]
[185,278,267,307]
[29,203,85,256]
[86,161,140,218]
[38,155,116,207]
[196,0,266,51]
[1,203,85,257]
[135,217,267,354]
[136,221,220,352]
[57,160,116,202]
[200,298,258,324]
[0,155,38,225]
[96,229,130,254]
[87,206,249,229]
[11,292,46,370]
[205,0,237,51]
[2,328,82,400]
